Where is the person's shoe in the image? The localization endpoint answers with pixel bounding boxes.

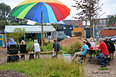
[78,60,82,64]
[101,64,106,67]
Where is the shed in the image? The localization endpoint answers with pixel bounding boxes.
[4,25,56,46]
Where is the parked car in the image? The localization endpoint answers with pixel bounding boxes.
[57,32,70,41]
[111,36,116,43]
[111,38,116,43]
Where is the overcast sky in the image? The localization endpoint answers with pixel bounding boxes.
[0,0,116,20]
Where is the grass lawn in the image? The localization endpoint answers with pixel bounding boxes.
[0,58,85,77]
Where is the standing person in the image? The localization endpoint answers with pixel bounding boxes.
[85,39,91,48]
[96,38,109,67]
[30,39,41,58]
[89,37,95,49]
[52,39,60,58]
[20,40,27,60]
[72,40,89,61]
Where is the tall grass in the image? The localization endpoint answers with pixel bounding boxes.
[0,59,85,77]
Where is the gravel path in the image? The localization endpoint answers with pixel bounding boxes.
[85,52,116,77]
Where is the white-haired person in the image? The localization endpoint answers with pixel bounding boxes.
[89,37,95,49]
[29,39,41,58]
[20,40,27,59]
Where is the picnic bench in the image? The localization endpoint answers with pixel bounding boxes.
[7,51,53,62]
[87,49,96,64]
[7,51,53,56]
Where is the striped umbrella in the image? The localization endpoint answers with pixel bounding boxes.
[11,0,70,23]
[11,0,70,47]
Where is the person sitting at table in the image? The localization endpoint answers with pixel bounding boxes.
[85,39,91,48]
[72,40,89,61]
[104,37,112,55]
[20,40,27,60]
[89,37,95,49]
[96,38,109,67]
[107,37,115,59]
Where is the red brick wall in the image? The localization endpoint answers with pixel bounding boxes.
[101,30,116,36]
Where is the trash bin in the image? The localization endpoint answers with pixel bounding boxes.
[63,54,71,64]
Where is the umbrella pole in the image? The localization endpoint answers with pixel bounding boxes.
[41,4,46,77]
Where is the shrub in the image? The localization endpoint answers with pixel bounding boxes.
[26,40,34,52]
[68,41,82,54]
[17,41,20,52]
[61,47,70,54]
[40,42,53,52]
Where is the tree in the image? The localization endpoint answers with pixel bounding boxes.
[0,20,9,30]
[10,28,26,42]
[51,24,60,29]
[72,0,103,37]
[35,23,41,25]
[35,23,47,25]
[0,3,27,25]
[0,3,11,21]
[108,15,116,27]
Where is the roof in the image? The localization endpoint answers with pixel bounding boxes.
[5,25,56,33]
[101,29,116,36]
[63,20,82,26]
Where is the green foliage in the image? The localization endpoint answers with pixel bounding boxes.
[35,23,41,25]
[41,42,53,52]
[10,28,26,42]
[0,59,85,77]
[60,41,82,54]
[108,16,116,27]
[68,41,82,54]
[10,22,19,25]
[0,3,11,21]
[51,24,60,29]
[35,23,47,25]
[0,20,9,30]
[49,72,60,77]
[61,47,70,54]
[0,3,27,24]
[26,40,34,52]
[17,41,21,52]
[98,67,109,70]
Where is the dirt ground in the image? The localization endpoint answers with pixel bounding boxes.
[0,48,116,77]
[85,52,116,77]
[0,70,30,77]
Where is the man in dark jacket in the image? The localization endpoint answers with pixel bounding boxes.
[104,38,112,54]
[52,39,60,58]
[108,38,115,59]
[7,38,19,62]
